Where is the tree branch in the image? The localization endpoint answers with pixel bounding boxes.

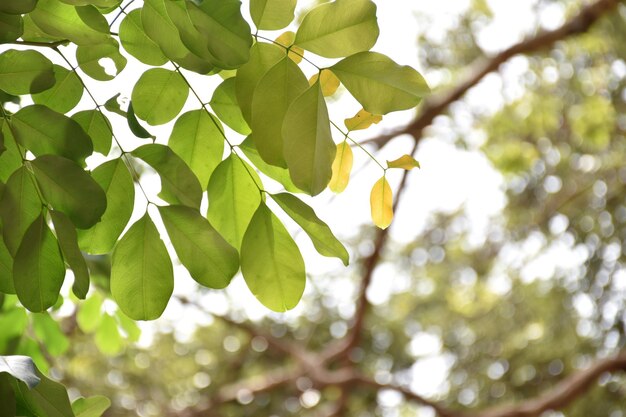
[363,0,621,149]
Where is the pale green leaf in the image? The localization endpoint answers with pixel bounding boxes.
[159,205,239,289]
[31,313,69,356]
[209,77,250,135]
[282,81,335,195]
[76,38,127,81]
[272,193,349,265]
[32,65,83,114]
[29,0,109,45]
[49,210,89,299]
[239,137,302,193]
[72,396,111,417]
[295,0,378,58]
[241,202,305,312]
[118,9,167,66]
[71,110,112,155]
[251,57,308,167]
[0,49,55,95]
[31,155,107,229]
[76,292,103,334]
[111,214,174,321]
[331,51,430,114]
[131,68,189,125]
[250,0,296,30]
[94,313,123,355]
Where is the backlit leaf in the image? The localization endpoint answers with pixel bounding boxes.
[0,49,55,95]
[72,396,111,417]
[344,108,382,131]
[131,68,189,125]
[209,77,250,135]
[370,176,393,229]
[111,214,173,321]
[275,31,303,64]
[49,210,89,299]
[235,42,284,123]
[77,159,134,254]
[30,0,109,45]
[328,141,353,193]
[76,292,103,334]
[159,205,239,289]
[250,0,296,30]
[251,57,308,167]
[387,154,420,170]
[239,137,302,193]
[31,155,107,229]
[295,0,378,58]
[94,313,123,355]
[283,81,335,196]
[118,9,168,66]
[13,214,65,312]
[168,110,224,189]
[240,203,305,312]
[308,69,340,97]
[31,313,69,356]
[272,193,349,265]
[32,65,83,114]
[127,102,155,139]
[207,154,262,249]
[76,38,127,81]
[71,110,112,155]
[132,144,202,209]
[331,51,429,114]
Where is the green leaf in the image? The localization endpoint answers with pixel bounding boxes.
[209,77,250,135]
[131,68,189,125]
[0,167,41,256]
[12,372,74,417]
[76,292,102,334]
[29,0,109,45]
[0,355,40,389]
[76,38,127,81]
[241,203,305,312]
[32,65,83,114]
[31,313,69,356]
[0,13,23,43]
[30,155,107,229]
[74,4,109,33]
[331,51,430,114]
[0,373,15,417]
[207,154,263,249]
[103,93,126,117]
[239,137,302,193]
[250,0,296,30]
[186,0,253,70]
[111,213,174,321]
[0,237,14,294]
[115,310,140,342]
[127,101,155,139]
[0,122,22,183]
[168,109,224,189]
[282,81,335,195]
[13,214,65,312]
[77,159,134,254]
[235,42,284,123]
[72,396,110,417]
[94,313,123,355]
[272,193,349,265]
[11,105,93,165]
[251,57,308,167]
[49,210,89,299]
[141,0,213,74]
[71,110,112,155]
[132,144,202,209]
[118,8,167,66]
[159,205,239,289]
[295,0,378,58]
[0,0,37,14]
[0,50,55,95]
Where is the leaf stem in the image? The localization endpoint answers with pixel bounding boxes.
[255,34,321,70]
[330,120,386,171]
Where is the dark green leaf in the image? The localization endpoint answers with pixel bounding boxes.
[71,110,112,155]
[168,109,224,188]
[49,210,89,299]
[111,214,174,321]
[131,68,189,125]
[127,101,155,139]
[118,9,167,66]
[295,0,378,58]
[0,237,14,294]
[0,373,16,417]
[0,50,55,95]
[250,0,296,30]
[11,105,93,164]
[0,12,23,43]
[103,93,126,117]
[209,77,250,135]
[11,372,74,417]
[207,154,263,249]
[241,202,305,312]
[0,355,40,389]
[77,159,134,254]
[13,214,65,312]
[331,51,430,114]
[72,396,110,417]
[0,121,22,183]
[160,205,239,289]
[31,155,107,229]
[32,65,83,113]
[0,0,37,14]
[282,81,335,195]
[251,57,308,167]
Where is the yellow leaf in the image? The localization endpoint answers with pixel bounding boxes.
[344,109,382,131]
[328,141,353,193]
[275,31,304,64]
[387,155,420,170]
[370,177,393,229]
[309,69,340,97]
